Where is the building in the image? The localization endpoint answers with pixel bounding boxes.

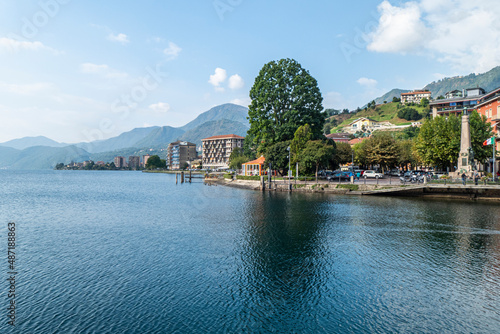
[142,154,151,167]
[430,87,486,117]
[202,134,245,169]
[242,156,266,176]
[114,156,126,168]
[166,141,197,170]
[325,133,350,143]
[475,87,500,151]
[347,118,379,132]
[128,156,140,169]
[400,90,432,104]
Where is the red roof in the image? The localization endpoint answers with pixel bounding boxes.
[401,91,431,96]
[242,156,265,165]
[201,134,245,141]
[348,137,367,145]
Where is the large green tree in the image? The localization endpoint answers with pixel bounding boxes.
[264,140,291,176]
[300,140,336,182]
[247,58,324,152]
[335,142,353,165]
[362,133,398,171]
[414,114,461,170]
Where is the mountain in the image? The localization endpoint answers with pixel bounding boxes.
[134,126,186,148]
[180,103,248,131]
[179,119,249,147]
[424,66,500,98]
[0,103,250,169]
[372,66,500,106]
[0,136,67,150]
[0,145,90,170]
[75,127,159,153]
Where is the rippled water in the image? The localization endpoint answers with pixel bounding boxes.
[0,170,499,333]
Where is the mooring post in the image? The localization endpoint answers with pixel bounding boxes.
[176,173,178,184]
[181,171,184,183]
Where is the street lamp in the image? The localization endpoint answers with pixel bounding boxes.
[287,146,291,188]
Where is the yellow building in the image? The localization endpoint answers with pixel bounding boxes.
[347,117,378,132]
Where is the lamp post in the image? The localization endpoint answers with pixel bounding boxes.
[287,146,291,189]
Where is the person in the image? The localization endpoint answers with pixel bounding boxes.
[356,171,360,181]
[461,172,467,186]
[473,171,479,185]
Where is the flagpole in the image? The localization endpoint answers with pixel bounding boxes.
[493,138,496,182]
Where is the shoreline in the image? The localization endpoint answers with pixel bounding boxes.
[208,178,500,201]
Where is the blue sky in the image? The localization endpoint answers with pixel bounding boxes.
[1,0,499,143]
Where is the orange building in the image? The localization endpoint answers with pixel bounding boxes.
[242,156,266,176]
[476,87,500,137]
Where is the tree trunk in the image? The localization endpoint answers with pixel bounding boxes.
[315,163,319,183]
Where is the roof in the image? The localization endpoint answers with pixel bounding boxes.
[168,140,196,146]
[348,137,367,145]
[201,134,245,141]
[347,117,377,126]
[401,90,431,96]
[476,87,500,108]
[429,95,483,105]
[242,156,265,165]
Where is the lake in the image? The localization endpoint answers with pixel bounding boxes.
[0,170,499,333]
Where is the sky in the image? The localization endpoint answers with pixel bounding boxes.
[1,0,500,143]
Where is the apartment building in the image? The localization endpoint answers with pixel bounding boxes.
[201,134,245,169]
[430,87,486,117]
[167,141,197,170]
[400,90,431,104]
[128,156,140,169]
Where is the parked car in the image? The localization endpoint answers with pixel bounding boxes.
[363,170,384,179]
[327,171,351,182]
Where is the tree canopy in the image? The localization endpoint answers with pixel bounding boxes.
[264,140,291,176]
[300,140,336,182]
[145,155,165,169]
[247,58,324,152]
[413,111,492,170]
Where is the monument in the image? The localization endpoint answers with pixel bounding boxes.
[457,110,474,174]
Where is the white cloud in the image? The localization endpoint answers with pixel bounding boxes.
[163,42,182,60]
[80,63,128,79]
[357,77,378,87]
[208,68,227,87]
[149,102,171,113]
[228,74,244,90]
[368,1,427,54]
[107,33,129,45]
[368,0,500,72]
[0,37,60,54]
[0,82,56,95]
[230,98,251,107]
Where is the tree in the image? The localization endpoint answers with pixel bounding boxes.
[264,140,291,176]
[55,163,64,170]
[414,115,461,170]
[362,133,398,171]
[145,155,165,169]
[229,147,249,170]
[342,108,349,114]
[398,107,421,121]
[290,124,312,164]
[392,97,401,103]
[420,97,429,107]
[335,142,353,165]
[437,95,445,100]
[247,58,324,152]
[397,139,417,169]
[300,140,336,182]
[469,110,494,164]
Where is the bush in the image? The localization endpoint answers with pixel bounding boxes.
[397,107,421,121]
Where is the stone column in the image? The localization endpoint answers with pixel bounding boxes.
[457,114,472,174]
